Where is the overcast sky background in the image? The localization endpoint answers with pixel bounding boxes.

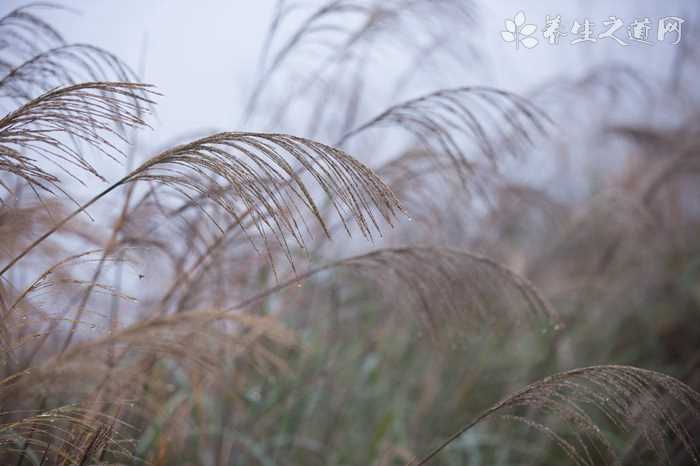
[3,1,698,175]
[1,0,697,279]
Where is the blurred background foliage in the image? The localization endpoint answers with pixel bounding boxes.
[1,1,700,465]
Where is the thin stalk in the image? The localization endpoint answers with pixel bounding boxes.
[0,175,130,278]
[406,406,500,466]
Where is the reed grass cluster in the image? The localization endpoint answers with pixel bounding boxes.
[1,2,699,465]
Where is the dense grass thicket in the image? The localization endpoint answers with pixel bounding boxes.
[1,2,700,465]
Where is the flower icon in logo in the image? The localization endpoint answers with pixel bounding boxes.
[501,11,539,49]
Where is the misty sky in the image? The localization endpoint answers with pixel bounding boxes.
[3,1,696,152]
